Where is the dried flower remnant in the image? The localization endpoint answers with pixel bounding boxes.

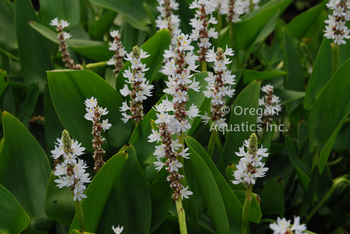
[50,18,81,69]
[189,0,219,61]
[201,46,236,127]
[120,46,154,124]
[270,216,307,234]
[258,84,282,125]
[324,0,350,45]
[84,97,112,172]
[108,30,126,76]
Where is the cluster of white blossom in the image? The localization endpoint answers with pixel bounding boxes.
[107,30,127,76]
[155,0,182,46]
[257,84,282,125]
[201,46,236,127]
[243,0,260,13]
[189,0,219,61]
[148,100,193,200]
[51,130,90,201]
[232,133,269,186]
[84,97,112,131]
[112,225,124,234]
[221,0,245,23]
[50,18,81,69]
[324,0,350,44]
[270,216,307,234]
[120,46,154,124]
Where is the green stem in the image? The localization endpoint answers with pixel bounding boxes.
[250,0,254,12]
[307,177,350,221]
[85,61,107,69]
[311,146,319,170]
[216,13,222,43]
[241,185,253,234]
[229,22,233,49]
[71,191,86,231]
[176,132,187,234]
[331,43,339,77]
[207,130,217,158]
[201,60,207,72]
[216,135,223,155]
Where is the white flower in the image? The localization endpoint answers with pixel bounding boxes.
[120,84,131,97]
[50,17,59,26]
[180,186,193,199]
[84,96,98,109]
[112,225,124,234]
[121,112,132,123]
[269,217,291,234]
[120,101,130,112]
[110,30,120,38]
[291,216,307,234]
[169,159,183,172]
[187,103,199,119]
[177,147,190,159]
[102,119,112,131]
[154,160,166,171]
[148,129,161,143]
[201,112,211,124]
[73,189,87,201]
[63,32,72,40]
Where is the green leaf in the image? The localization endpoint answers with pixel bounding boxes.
[88,0,151,32]
[149,181,173,233]
[0,112,53,231]
[45,173,75,227]
[0,0,17,58]
[48,70,132,151]
[0,69,9,99]
[38,0,81,29]
[233,191,262,223]
[116,29,171,92]
[303,38,332,110]
[69,151,128,233]
[285,136,311,192]
[185,136,243,233]
[243,70,287,85]
[258,177,285,215]
[219,80,260,173]
[274,89,305,106]
[29,22,114,61]
[185,138,230,234]
[88,10,117,41]
[17,82,40,127]
[285,0,327,40]
[308,58,350,173]
[15,0,53,92]
[0,184,30,234]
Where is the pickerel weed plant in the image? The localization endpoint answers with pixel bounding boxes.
[0,0,350,234]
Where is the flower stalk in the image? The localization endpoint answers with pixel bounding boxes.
[331,43,340,76]
[241,184,253,234]
[71,190,86,231]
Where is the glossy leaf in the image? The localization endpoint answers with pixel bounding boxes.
[89,0,151,32]
[15,0,53,92]
[29,22,114,61]
[39,0,81,29]
[115,29,171,92]
[304,38,332,110]
[285,0,327,39]
[88,10,117,41]
[17,82,40,127]
[45,173,75,227]
[243,69,287,85]
[274,89,305,106]
[259,177,285,215]
[0,112,53,231]
[186,136,243,233]
[69,150,128,233]
[48,70,132,151]
[185,138,230,234]
[308,58,350,173]
[233,191,262,223]
[0,69,9,99]
[286,136,311,191]
[0,0,17,57]
[219,80,260,174]
[0,184,30,234]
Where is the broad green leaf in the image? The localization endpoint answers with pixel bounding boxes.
[15,0,53,92]
[17,82,40,127]
[88,10,117,41]
[286,136,311,192]
[219,80,260,174]
[186,136,243,233]
[0,112,53,231]
[285,0,327,39]
[254,9,280,43]
[304,38,332,110]
[115,29,171,92]
[48,70,132,151]
[29,22,114,61]
[243,70,287,85]
[45,173,75,227]
[69,151,128,233]
[299,164,319,217]
[119,20,147,53]
[0,69,9,99]
[129,72,209,168]
[308,58,350,173]
[0,0,17,58]
[274,89,305,106]
[149,181,173,233]
[0,184,30,234]
[233,191,262,223]
[259,177,285,215]
[39,0,81,29]
[89,0,151,32]
[185,138,230,234]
